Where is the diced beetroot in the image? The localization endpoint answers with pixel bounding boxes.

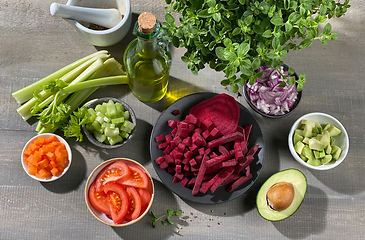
[194,127,203,134]
[165,134,173,143]
[172,109,180,116]
[207,131,244,148]
[178,121,189,129]
[202,118,215,131]
[192,155,208,195]
[189,144,198,152]
[155,134,165,142]
[158,142,169,149]
[192,132,204,146]
[172,176,179,183]
[168,120,178,128]
[174,172,184,181]
[171,150,183,160]
[159,161,169,169]
[182,136,191,146]
[191,164,201,172]
[164,155,174,164]
[189,93,240,135]
[180,177,189,187]
[198,147,205,155]
[177,143,186,153]
[202,130,210,139]
[188,124,195,132]
[189,159,198,167]
[176,127,190,138]
[226,172,252,192]
[183,164,190,172]
[209,127,221,138]
[184,150,193,159]
[163,145,173,155]
[244,124,252,143]
[175,164,182,174]
[155,156,165,165]
[182,157,190,165]
[185,114,198,124]
[171,128,177,136]
[205,155,228,167]
[204,148,211,155]
[210,167,235,193]
[195,155,203,164]
[174,158,182,165]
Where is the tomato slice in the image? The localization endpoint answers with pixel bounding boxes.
[137,188,151,213]
[103,183,129,224]
[95,161,131,192]
[124,187,142,221]
[117,165,149,189]
[88,182,111,215]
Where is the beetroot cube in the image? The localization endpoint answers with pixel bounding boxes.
[182,157,190,165]
[189,144,198,152]
[202,130,210,139]
[165,134,173,143]
[195,155,203,164]
[185,114,198,124]
[187,177,196,188]
[165,155,174,164]
[178,121,189,129]
[202,118,215,130]
[172,109,180,116]
[209,152,218,159]
[171,128,177,136]
[168,120,178,128]
[182,136,192,146]
[159,162,169,169]
[167,166,175,173]
[174,172,184,181]
[180,177,189,187]
[184,150,193,159]
[198,147,205,156]
[155,134,165,142]
[172,176,179,183]
[209,127,221,138]
[183,164,190,172]
[194,128,203,134]
[177,143,186,153]
[192,132,204,146]
[189,159,198,167]
[204,148,211,155]
[174,158,182,165]
[155,156,165,165]
[163,145,173,155]
[171,149,183,160]
[158,142,169,149]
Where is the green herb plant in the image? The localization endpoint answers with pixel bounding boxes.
[151,209,183,228]
[162,0,350,92]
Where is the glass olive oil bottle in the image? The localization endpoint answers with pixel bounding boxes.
[124,12,171,102]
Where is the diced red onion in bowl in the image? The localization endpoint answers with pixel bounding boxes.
[245,66,299,116]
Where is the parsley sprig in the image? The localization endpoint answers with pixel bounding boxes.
[151,209,183,228]
[162,0,350,92]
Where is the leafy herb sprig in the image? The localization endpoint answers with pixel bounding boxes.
[151,209,183,228]
[162,0,350,92]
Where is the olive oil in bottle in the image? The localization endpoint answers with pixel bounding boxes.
[124,12,171,102]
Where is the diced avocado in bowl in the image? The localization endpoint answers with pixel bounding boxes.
[288,112,349,170]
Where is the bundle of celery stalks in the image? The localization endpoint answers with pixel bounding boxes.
[12,51,129,141]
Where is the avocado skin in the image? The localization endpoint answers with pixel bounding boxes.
[256,169,307,221]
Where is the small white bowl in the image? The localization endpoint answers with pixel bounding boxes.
[65,0,132,46]
[85,158,154,227]
[21,133,72,182]
[288,112,349,170]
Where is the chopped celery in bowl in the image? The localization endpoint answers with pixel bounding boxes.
[82,98,136,149]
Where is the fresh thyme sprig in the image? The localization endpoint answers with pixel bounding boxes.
[151,209,183,228]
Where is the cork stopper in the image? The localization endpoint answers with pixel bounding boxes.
[138,12,156,34]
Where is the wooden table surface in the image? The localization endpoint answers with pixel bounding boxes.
[1,0,364,239]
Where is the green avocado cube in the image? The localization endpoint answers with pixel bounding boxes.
[294,141,305,154]
[327,125,341,137]
[321,155,333,165]
[293,133,304,145]
[308,138,326,151]
[307,158,322,166]
[332,148,342,161]
[302,145,315,161]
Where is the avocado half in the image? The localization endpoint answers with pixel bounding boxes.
[256,169,307,221]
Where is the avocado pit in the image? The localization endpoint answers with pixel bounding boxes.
[266,182,295,211]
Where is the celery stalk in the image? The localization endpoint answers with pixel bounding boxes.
[16,55,107,120]
[12,50,108,104]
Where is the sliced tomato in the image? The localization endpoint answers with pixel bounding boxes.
[88,182,111,215]
[137,188,151,213]
[95,161,131,192]
[124,187,142,221]
[103,183,129,224]
[117,165,148,189]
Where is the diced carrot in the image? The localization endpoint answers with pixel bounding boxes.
[50,168,60,177]
[44,135,58,144]
[38,168,51,179]
[38,159,49,169]
[34,137,45,146]
[24,135,69,179]
[28,165,37,176]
